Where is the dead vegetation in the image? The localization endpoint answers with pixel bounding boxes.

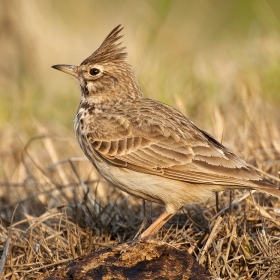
[0,95,279,279]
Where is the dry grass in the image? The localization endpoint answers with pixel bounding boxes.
[0,122,280,279]
[1,1,280,279]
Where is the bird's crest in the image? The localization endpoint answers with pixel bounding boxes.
[81,24,127,65]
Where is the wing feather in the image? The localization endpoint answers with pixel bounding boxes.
[82,98,265,188]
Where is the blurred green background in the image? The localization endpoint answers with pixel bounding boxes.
[1,0,280,141]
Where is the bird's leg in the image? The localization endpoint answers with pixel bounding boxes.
[229,190,233,214]
[139,211,175,239]
[215,192,219,213]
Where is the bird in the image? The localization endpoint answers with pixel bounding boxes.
[52,25,279,239]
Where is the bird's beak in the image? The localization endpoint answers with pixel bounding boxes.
[52,64,79,79]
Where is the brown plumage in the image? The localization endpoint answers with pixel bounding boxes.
[52,25,279,238]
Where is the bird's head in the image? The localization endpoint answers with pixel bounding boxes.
[52,25,142,106]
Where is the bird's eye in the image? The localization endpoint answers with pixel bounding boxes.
[89,68,100,76]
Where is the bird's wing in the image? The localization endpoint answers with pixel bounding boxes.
[85,99,271,189]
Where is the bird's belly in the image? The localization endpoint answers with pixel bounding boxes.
[93,155,215,214]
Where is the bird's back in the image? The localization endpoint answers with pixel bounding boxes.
[76,96,278,196]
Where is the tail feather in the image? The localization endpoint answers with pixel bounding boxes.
[257,187,280,199]
[252,178,280,198]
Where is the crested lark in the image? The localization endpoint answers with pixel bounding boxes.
[53,25,279,239]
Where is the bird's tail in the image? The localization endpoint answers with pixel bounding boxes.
[253,178,280,198]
